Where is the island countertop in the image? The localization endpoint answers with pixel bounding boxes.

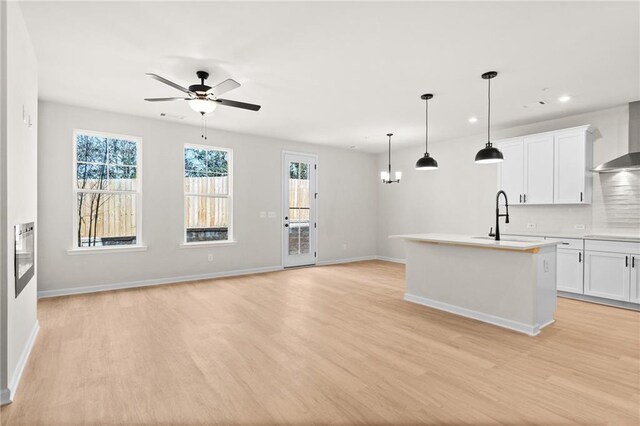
[390,233,561,252]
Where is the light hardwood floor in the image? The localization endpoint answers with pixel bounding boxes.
[1,260,639,425]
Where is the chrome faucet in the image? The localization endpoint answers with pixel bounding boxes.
[493,190,510,241]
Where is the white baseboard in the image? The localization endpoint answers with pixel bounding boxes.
[38,266,284,299]
[317,255,377,266]
[404,293,542,336]
[376,256,406,264]
[1,320,40,405]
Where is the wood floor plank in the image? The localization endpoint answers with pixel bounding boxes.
[1,260,638,425]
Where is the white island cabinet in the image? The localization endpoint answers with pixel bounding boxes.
[391,234,560,336]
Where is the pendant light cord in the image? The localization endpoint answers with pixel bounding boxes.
[425,98,429,155]
[388,134,392,174]
[487,77,491,145]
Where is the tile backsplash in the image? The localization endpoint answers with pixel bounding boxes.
[592,171,640,232]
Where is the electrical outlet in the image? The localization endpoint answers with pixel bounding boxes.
[342,243,347,251]
[259,211,267,219]
[527,223,537,230]
[543,259,549,272]
[207,254,213,262]
[574,224,585,230]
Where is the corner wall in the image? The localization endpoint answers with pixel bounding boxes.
[37,102,379,294]
[377,105,639,260]
[1,1,39,404]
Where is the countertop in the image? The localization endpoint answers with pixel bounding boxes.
[504,231,640,243]
[390,233,560,251]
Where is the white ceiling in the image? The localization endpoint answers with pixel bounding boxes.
[20,1,640,152]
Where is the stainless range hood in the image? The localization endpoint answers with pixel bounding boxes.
[593,101,640,172]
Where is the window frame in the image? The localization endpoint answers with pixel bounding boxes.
[70,129,144,253]
[182,143,234,246]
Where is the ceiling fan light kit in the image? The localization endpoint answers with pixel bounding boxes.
[415,93,438,170]
[189,98,217,115]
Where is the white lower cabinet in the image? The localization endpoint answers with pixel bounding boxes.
[510,235,640,304]
[584,251,630,301]
[557,249,583,294]
[631,256,640,304]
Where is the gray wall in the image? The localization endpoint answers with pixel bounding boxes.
[38,102,378,293]
[377,105,640,260]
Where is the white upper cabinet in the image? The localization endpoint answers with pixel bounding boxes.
[554,128,593,204]
[497,138,524,204]
[524,134,554,204]
[496,125,593,205]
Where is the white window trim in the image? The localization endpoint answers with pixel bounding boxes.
[183,143,234,245]
[71,129,144,252]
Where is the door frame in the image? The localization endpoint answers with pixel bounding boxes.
[281,151,318,268]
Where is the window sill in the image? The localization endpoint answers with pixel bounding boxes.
[179,241,238,249]
[67,245,148,255]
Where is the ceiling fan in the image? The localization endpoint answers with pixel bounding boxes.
[144,70,261,115]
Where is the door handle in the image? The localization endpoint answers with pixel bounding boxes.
[284,224,289,228]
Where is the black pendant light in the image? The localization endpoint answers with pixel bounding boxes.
[415,94,438,170]
[381,133,401,184]
[475,71,504,164]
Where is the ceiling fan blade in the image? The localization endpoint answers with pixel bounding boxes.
[208,78,241,97]
[145,73,191,94]
[144,97,190,102]
[215,98,261,111]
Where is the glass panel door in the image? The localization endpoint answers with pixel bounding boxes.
[283,153,317,267]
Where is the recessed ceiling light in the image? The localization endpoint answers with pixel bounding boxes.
[558,95,571,103]
[468,117,478,123]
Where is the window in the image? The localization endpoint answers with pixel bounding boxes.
[73,130,141,248]
[184,144,232,243]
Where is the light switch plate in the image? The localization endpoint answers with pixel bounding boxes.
[259,211,267,219]
[574,224,585,230]
[527,223,537,229]
[267,211,276,218]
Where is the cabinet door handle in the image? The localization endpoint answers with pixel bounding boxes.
[625,256,629,267]
[524,194,527,203]
[633,256,636,268]
[578,252,582,263]
[580,192,583,202]
[520,194,522,203]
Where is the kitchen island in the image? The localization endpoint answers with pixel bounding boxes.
[391,233,561,336]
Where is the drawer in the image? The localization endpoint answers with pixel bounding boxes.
[585,239,640,255]
[547,237,583,250]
